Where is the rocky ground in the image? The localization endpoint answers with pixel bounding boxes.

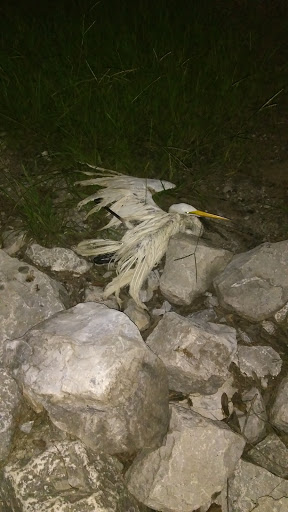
[0,126,288,511]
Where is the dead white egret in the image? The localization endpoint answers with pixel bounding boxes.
[75,166,228,309]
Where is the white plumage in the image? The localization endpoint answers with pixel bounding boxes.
[76,165,175,229]
[75,165,227,309]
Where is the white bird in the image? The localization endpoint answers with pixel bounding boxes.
[75,165,228,309]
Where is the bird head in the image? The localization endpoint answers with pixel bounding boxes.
[168,203,228,220]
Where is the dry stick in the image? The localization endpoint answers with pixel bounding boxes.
[173,231,201,283]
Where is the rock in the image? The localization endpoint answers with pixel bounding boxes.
[13,303,169,454]
[214,241,288,322]
[124,299,150,331]
[126,404,245,512]
[0,369,23,462]
[251,496,288,511]
[236,388,267,444]
[1,228,27,256]
[270,376,288,433]
[275,302,288,323]
[146,312,237,394]
[160,234,232,306]
[139,270,160,303]
[103,270,113,278]
[0,250,67,361]
[248,433,288,478]
[261,320,276,335]
[237,329,253,344]
[189,376,237,421]
[152,300,172,317]
[83,285,119,309]
[204,293,219,308]
[26,243,92,274]
[187,307,217,323]
[213,488,228,512]
[0,440,148,512]
[228,459,288,512]
[3,338,34,371]
[236,345,282,379]
[19,421,34,434]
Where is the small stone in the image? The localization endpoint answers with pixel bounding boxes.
[261,320,276,334]
[26,243,92,274]
[274,302,288,323]
[84,285,119,309]
[139,270,160,303]
[248,433,288,478]
[237,329,253,344]
[103,270,113,278]
[236,345,282,379]
[204,293,219,308]
[189,376,237,421]
[124,299,150,331]
[19,421,34,434]
[152,301,172,316]
[187,307,217,323]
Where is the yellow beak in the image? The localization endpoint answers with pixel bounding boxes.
[188,210,229,221]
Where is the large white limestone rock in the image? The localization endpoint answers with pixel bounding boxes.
[160,234,232,306]
[214,241,288,321]
[126,404,245,512]
[13,302,169,454]
[146,312,237,394]
[248,433,288,478]
[0,440,149,512]
[0,250,67,361]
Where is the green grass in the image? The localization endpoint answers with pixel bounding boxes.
[0,0,288,181]
[1,166,77,245]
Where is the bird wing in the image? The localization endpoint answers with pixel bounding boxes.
[76,166,176,229]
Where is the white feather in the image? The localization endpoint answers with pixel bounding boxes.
[76,167,175,228]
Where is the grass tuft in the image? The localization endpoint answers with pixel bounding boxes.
[1,166,76,245]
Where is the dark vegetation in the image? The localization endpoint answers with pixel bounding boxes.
[1,0,287,179]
